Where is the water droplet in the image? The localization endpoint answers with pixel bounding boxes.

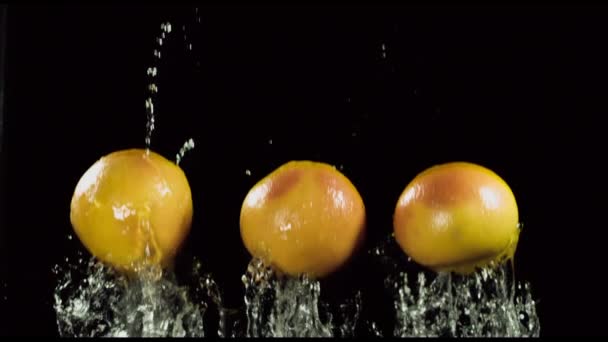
[176,138,196,166]
[147,67,157,77]
[67,235,73,241]
[268,139,273,145]
[188,44,193,50]
[160,22,172,33]
[245,170,251,176]
[145,98,154,114]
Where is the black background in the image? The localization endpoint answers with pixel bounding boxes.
[1,4,607,337]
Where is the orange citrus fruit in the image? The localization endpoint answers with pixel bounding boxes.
[70,149,193,272]
[240,161,366,278]
[393,162,520,274]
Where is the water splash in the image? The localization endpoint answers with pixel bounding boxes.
[53,255,219,337]
[188,258,241,338]
[175,138,195,166]
[389,263,540,337]
[241,258,361,337]
[369,232,539,337]
[145,22,173,151]
[365,320,384,337]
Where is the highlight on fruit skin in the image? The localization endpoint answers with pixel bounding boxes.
[393,162,520,275]
[70,149,193,273]
[240,161,366,279]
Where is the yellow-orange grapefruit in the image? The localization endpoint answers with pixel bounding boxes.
[240,161,366,278]
[70,149,193,272]
[393,162,520,274]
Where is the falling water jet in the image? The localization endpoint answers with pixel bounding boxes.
[145,22,173,154]
[54,14,214,337]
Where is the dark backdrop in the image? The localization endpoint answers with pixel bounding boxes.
[2,4,606,337]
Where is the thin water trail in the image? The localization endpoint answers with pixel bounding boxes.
[176,138,195,166]
[53,251,221,337]
[145,22,173,151]
[145,7,201,153]
[241,258,361,337]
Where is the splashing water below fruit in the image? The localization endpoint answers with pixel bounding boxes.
[371,235,540,337]
[53,255,221,337]
[241,258,361,337]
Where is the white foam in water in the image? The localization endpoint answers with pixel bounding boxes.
[390,263,540,337]
[53,256,220,337]
[241,258,361,337]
